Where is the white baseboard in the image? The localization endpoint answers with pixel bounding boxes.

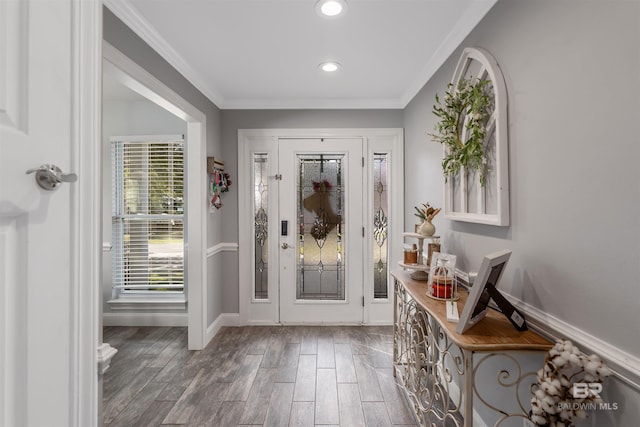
[103,312,187,327]
[205,313,240,344]
[245,320,280,326]
[364,320,394,326]
[240,320,393,326]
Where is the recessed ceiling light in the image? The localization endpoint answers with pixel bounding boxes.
[315,0,348,18]
[319,62,341,72]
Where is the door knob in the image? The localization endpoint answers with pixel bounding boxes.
[281,242,290,249]
[26,164,78,191]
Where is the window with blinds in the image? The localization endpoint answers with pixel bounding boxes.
[111,137,185,295]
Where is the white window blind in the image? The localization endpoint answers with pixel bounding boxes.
[111,137,185,295]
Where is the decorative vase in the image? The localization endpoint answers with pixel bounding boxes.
[417,220,435,236]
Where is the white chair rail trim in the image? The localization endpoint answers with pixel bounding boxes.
[506,294,640,390]
[207,242,239,258]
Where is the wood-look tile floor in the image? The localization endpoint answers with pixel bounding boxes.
[103,325,416,427]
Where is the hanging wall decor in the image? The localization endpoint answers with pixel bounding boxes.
[208,157,232,211]
[432,47,509,226]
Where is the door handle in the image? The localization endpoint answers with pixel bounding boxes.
[26,164,78,191]
[281,242,290,249]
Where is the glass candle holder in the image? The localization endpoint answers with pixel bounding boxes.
[403,246,418,264]
[427,255,458,301]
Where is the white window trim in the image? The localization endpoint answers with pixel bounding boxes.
[109,135,187,307]
[107,296,187,311]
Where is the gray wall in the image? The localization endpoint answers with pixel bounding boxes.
[220,109,404,312]
[404,0,640,424]
[104,8,225,327]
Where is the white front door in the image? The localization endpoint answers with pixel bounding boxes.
[278,138,364,323]
[239,129,404,326]
[0,1,99,425]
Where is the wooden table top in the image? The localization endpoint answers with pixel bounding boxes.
[392,270,553,352]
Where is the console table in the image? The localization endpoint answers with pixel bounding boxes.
[392,270,552,426]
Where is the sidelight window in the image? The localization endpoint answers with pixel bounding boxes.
[372,153,389,299]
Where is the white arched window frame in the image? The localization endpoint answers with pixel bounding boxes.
[444,47,510,226]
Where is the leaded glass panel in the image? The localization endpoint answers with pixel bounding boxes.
[254,153,269,299]
[297,154,345,300]
[373,153,388,299]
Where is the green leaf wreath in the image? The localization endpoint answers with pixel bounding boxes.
[431,77,493,185]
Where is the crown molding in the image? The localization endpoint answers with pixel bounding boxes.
[104,0,495,110]
[220,97,406,110]
[400,0,498,107]
[103,0,226,108]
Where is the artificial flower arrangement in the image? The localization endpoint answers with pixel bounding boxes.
[414,202,441,223]
[530,339,611,427]
[413,202,441,236]
[431,77,492,185]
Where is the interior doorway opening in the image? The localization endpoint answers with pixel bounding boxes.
[102,42,208,350]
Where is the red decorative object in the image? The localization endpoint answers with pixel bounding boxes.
[312,179,333,192]
[431,282,452,299]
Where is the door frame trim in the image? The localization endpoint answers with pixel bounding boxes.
[73,1,102,425]
[238,128,404,326]
[102,41,208,351]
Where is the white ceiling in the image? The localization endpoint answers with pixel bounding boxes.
[104,0,497,109]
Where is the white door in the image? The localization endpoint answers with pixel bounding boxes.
[278,138,364,323]
[239,129,403,326]
[0,1,96,425]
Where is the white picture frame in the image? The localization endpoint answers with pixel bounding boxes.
[456,249,512,334]
[443,47,510,226]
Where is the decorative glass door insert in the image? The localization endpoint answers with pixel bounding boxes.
[254,153,269,299]
[372,153,389,299]
[297,154,345,300]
